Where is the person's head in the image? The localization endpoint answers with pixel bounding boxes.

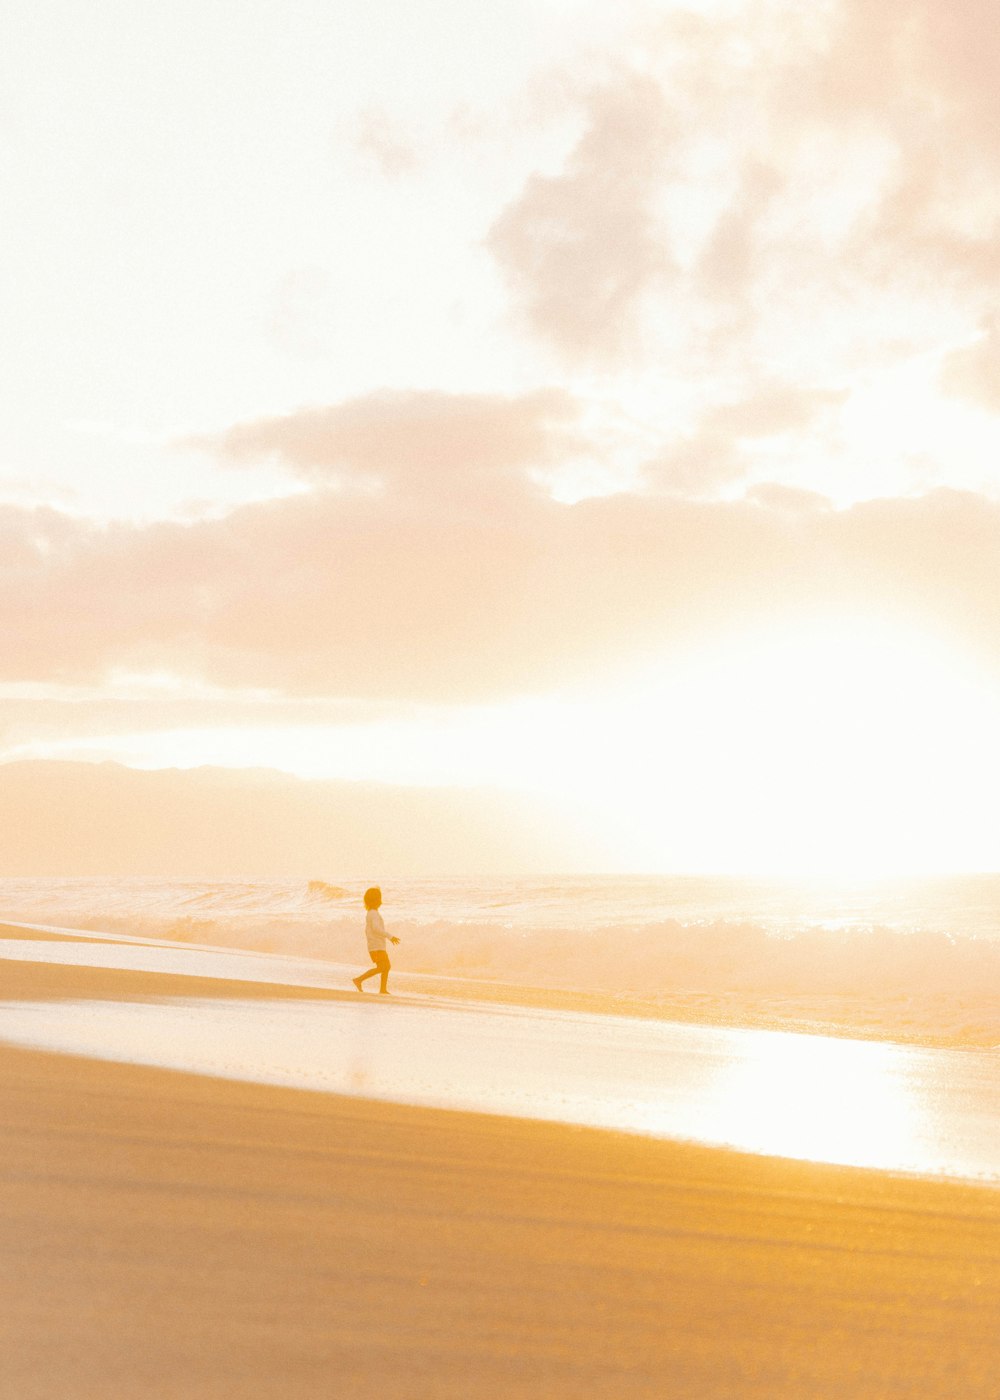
[363,886,382,911]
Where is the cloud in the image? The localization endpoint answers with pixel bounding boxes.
[745,483,832,514]
[940,322,1000,412]
[638,384,848,499]
[702,385,848,441]
[486,73,675,363]
[199,388,584,507]
[801,0,1000,288]
[485,3,1000,390]
[7,471,1000,706]
[831,1,1000,154]
[695,158,783,311]
[353,109,421,178]
[0,686,396,758]
[641,433,744,499]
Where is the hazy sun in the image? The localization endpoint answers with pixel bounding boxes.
[12,612,998,877]
[545,612,1000,874]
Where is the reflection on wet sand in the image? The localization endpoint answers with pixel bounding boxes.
[1,990,998,1182]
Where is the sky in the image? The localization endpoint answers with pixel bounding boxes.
[4,0,1000,874]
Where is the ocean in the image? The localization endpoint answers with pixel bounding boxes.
[2,873,999,1045]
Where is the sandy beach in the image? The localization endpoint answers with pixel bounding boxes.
[2,946,1000,1398]
[10,0,1000,1392]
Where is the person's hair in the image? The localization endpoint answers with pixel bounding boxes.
[363,886,382,910]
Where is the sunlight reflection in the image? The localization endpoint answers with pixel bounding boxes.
[641,1031,923,1172]
[2,985,992,1180]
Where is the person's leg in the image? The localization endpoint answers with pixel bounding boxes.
[353,961,380,989]
[374,949,390,994]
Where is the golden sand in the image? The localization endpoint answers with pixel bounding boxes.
[2,958,1000,1398]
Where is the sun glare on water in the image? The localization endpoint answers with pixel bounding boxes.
[632,1030,926,1174]
[712,1033,923,1170]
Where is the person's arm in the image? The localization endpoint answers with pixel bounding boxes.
[377,910,400,945]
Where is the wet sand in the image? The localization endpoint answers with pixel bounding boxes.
[2,961,1000,1396]
[7,917,999,1050]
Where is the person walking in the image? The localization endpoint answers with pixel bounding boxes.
[352,886,399,995]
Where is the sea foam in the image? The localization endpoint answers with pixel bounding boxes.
[3,874,1000,1044]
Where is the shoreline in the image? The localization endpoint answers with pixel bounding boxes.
[4,1040,1000,1397]
[3,951,1000,1395]
[3,918,998,1051]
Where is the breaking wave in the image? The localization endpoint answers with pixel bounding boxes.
[3,875,1000,1008]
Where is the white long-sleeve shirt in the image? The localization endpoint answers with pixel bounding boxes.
[365,908,387,953]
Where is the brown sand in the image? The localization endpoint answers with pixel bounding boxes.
[2,961,1000,1398]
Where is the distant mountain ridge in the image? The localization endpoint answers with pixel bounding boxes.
[0,760,596,878]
